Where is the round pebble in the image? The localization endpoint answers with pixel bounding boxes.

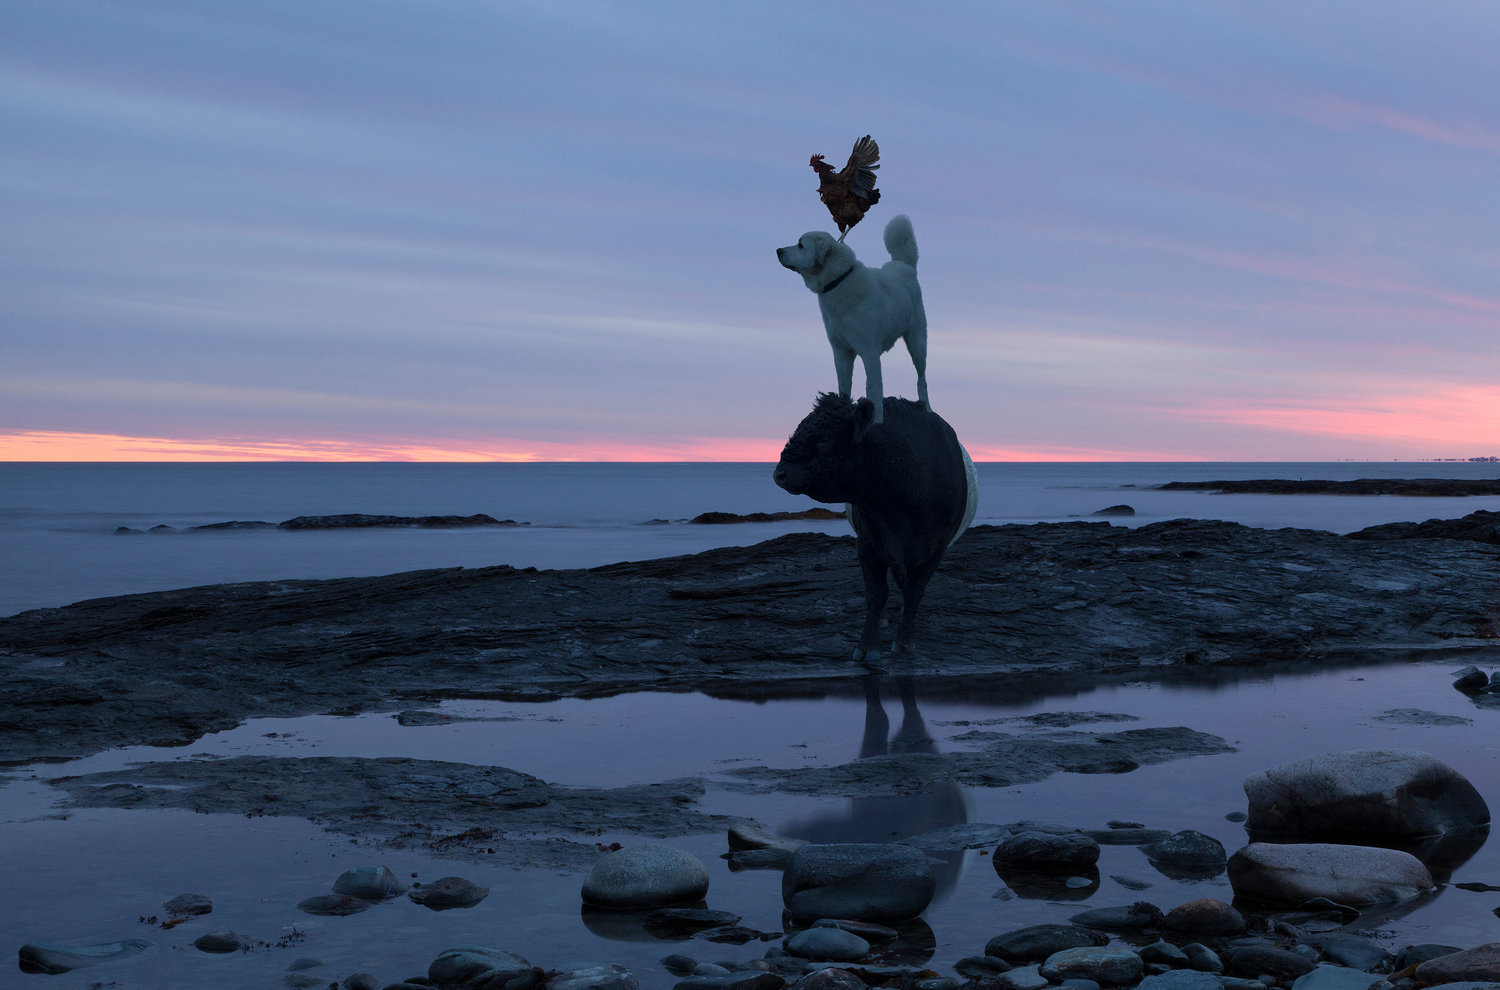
[581,843,709,908]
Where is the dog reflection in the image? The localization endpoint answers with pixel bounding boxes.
[779,674,971,895]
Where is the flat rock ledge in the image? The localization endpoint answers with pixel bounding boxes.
[5,516,1500,762]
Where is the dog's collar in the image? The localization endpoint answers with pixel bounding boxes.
[819,266,855,295]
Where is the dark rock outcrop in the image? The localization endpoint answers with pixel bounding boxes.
[1162,478,1500,496]
[6,517,1500,763]
[689,508,844,524]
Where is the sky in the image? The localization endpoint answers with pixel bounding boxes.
[2,1,1499,462]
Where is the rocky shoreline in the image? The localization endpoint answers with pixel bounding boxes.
[6,513,1500,765]
[7,512,1500,988]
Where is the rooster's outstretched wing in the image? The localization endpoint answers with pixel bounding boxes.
[837,135,880,200]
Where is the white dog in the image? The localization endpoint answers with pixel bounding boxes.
[777,214,927,424]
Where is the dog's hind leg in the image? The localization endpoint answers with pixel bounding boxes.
[905,333,930,411]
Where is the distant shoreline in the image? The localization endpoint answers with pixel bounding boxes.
[1159,477,1500,496]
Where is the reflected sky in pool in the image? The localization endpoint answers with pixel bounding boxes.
[4,653,1499,988]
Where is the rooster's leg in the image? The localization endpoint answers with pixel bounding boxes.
[837,229,848,242]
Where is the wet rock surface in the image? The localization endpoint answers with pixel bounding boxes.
[5,516,1500,764]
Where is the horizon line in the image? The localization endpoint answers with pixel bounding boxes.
[0,430,1490,465]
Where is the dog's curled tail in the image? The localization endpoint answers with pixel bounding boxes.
[883,214,918,269]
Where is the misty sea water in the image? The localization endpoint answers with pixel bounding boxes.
[4,460,1500,617]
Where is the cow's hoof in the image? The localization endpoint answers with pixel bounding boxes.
[852,646,881,664]
[891,641,917,656]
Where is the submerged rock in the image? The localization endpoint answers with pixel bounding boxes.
[163,892,213,916]
[1138,972,1223,990]
[783,926,870,961]
[18,938,152,974]
[409,876,490,910]
[296,894,373,916]
[429,946,541,989]
[549,963,640,990]
[984,924,1108,962]
[1067,901,1164,931]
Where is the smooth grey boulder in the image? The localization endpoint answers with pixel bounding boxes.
[1414,943,1500,985]
[1039,946,1144,986]
[1300,933,1392,971]
[993,965,1051,990]
[581,843,709,909]
[783,927,871,961]
[782,843,935,923]
[192,930,248,953]
[1290,965,1391,990]
[1227,842,1433,907]
[332,865,404,899]
[1142,830,1226,878]
[1244,750,1490,838]
[429,946,540,989]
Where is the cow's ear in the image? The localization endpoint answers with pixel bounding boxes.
[853,397,877,442]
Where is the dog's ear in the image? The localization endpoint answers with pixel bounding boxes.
[812,235,833,268]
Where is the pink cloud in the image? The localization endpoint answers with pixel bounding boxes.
[1190,384,1500,448]
[1292,94,1500,156]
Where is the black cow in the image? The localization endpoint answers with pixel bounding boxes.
[774,393,976,661]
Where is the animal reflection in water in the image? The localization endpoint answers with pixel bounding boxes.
[779,674,971,897]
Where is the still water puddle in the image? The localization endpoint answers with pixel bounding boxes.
[5,655,1500,988]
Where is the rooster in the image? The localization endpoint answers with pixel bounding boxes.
[810,135,881,240]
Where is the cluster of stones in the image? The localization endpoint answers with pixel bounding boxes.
[17,749,1497,990]
[1451,665,1500,708]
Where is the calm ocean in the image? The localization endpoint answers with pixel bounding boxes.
[4,460,1500,618]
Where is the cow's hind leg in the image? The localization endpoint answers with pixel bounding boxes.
[891,557,941,655]
[855,538,889,662]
